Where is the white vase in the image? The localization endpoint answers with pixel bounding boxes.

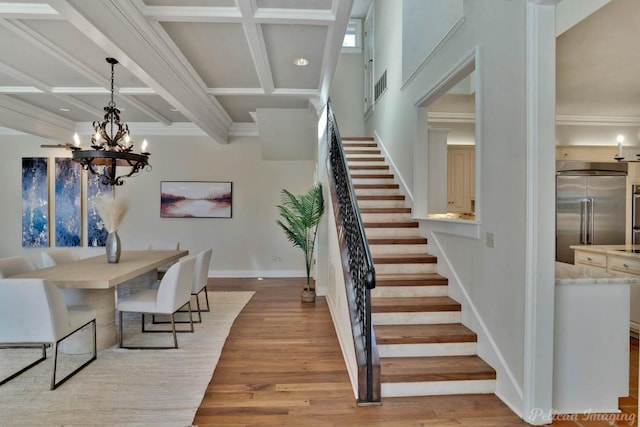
[106,231,121,263]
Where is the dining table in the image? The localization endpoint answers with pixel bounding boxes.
[14,250,188,352]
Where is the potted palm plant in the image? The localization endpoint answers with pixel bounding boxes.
[276,183,324,302]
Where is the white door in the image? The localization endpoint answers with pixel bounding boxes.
[363,6,374,115]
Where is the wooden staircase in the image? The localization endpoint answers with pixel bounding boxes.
[343,136,496,398]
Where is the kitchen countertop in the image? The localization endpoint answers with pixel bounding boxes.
[570,244,640,259]
[555,261,640,285]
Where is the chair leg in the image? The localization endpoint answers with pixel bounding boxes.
[202,286,211,312]
[170,313,178,349]
[119,311,124,348]
[146,301,198,330]
[122,311,181,349]
[51,319,97,390]
[0,344,47,387]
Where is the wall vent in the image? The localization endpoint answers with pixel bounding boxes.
[374,70,387,102]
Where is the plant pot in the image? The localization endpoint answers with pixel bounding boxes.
[301,288,316,303]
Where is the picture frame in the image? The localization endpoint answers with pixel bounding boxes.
[161,181,232,218]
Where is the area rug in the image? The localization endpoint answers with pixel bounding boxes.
[0,291,254,426]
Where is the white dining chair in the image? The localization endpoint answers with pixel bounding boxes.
[0,256,37,278]
[41,248,79,268]
[147,241,180,279]
[118,255,195,349]
[0,278,97,390]
[154,248,212,324]
[189,249,212,322]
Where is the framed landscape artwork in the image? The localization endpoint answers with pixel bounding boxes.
[161,181,232,218]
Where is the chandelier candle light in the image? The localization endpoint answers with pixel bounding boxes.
[71,57,150,186]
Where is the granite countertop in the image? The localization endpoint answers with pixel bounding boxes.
[556,261,640,285]
[570,244,640,259]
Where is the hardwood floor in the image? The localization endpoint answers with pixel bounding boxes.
[193,278,529,426]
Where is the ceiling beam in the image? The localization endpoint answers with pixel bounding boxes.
[49,0,232,143]
[0,94,75,141]
[237,0,275,95]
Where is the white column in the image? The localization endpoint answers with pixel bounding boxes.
[524,1,559,424]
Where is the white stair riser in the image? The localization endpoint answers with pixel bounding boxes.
[371,285,448,298]
[346,153,383,158]
[355,188,400,196]
[374,263,437,274]
[365,228,418,237]
[347,161,387,168]
[373,311,461,325]
[378,342,478,358]
[352,178,396,185]
[358,199,406,208]
[369,244,428,255]
[361,213,413,222]
[381,379,496,398]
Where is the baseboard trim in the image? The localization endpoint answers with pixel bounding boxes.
[208,270,305,278]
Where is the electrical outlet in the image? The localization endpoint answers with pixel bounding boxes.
[272,255,281,262]
[486,232,495,248]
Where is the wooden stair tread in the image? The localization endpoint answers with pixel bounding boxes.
[376,273,448,286]
[345,149,381,155]
[342,136,375,141]
[349,165,389,170]
[364,221,418,228]
[357,194,405,200]
[374,323,477,344]
[351,174,395,179]
[346,157,385,162]
[360,207,411,213]
[373,253,436,264]
[371,296,460,312]
[367,236,427,244]
[354,183,399,189]
[380,356,496,382]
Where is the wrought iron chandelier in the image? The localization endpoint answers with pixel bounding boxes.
[72,57,150,186]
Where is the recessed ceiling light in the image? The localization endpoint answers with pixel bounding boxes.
[293,57,309,67]
[59,107,71,112]
[170,108,179,112]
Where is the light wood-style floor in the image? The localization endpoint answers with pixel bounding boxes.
[193,278,530,426]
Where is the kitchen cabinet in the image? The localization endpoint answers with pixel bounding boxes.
[573,245,640,334]
[555,262,632,413]
[447,145,475,213]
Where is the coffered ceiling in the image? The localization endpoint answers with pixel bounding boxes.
[0,0,354,144]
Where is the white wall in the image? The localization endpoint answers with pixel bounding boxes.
[0,133,314,277]
[257,108,316,160]
[330,52,366,137]
[365,0,533,416]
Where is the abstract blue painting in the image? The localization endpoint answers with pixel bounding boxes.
[87,174,111,247]
[22,157,49,247]
[55,158,81,246]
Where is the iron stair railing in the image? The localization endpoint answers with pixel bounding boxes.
[326,100,380,403]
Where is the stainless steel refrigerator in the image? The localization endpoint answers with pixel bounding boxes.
[556,170,626,264]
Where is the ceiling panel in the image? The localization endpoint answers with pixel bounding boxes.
[143,0,236,6]
[19,20,147,88]
[262,24,326,89]
[0,25,96,87]
[256,0,332,10]
[160,22,260,88]
[129,95,188,122]
[11,93,161,123]
[0,74,29,86]
[216,95,309,122]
